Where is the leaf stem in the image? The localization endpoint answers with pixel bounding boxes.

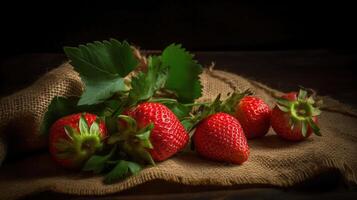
[148,98,178,104]
[183,102,210,107]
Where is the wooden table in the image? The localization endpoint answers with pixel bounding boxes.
[1,50,356,199]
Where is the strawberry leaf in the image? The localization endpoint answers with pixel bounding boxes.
[301,121,307,137]
[104,160,142,184]
[136,123,154,149]
[298,89,308,101]
[161,44,203,103]
[307,118,322,136]
[90,121,100,135]
[126,161,142,175]
[149,98,192,120]
[277,104,290,112]
[79,114,90,134]
[166,103,192,120]
[82,155,109,174]
[82,146,116,174]
[184,91,250,132]
[181,118,195,131]
[311,107,321,116]
[64,39,138,105]
[220,90,252,114]
[128,56,168,105]
[104,160,128,183]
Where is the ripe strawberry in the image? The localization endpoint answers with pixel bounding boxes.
[271,89,321,141]
[111,102,189,163]
[49,113,107,169]
[193,112,249,164]
[235,96,271,139]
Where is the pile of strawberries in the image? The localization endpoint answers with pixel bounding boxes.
[44,39,322,182]
[49,89,321,169]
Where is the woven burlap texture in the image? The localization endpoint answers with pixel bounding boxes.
[0,65,83,157]
[0,63,356,200]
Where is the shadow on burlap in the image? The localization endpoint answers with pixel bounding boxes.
[0,63,356,200]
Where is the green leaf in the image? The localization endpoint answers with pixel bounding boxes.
[277,104,290,112]
[133,147,155,165]
[90,121,100,135]
[120,141,155,165]
[183,91,250,132]
[77,77,127,105]
[79,114,90,134]
[161,44,203,103]
[104,160,129,183]
[107,133,125,145]
[311,108,321,116]
[126,161,142,175]
[64,126,75,141]
[276,98,292,107]
[104,116,120,134]
[108,115,140,145]
[149,98,192,120]
[307,118,322,136]
[118,115,137,131]
[104,160,142,183]
[40,96,106,135]
[220,90,252,114]
[82,155,109,174]
[129,56,169,105]
[307,96,315,104]
[290,120,296,131]
[136,129,153,149]
[301,121,307,137]
[136,130,151,141]
[166,103,192,120]
[64,39,138,105]
[180,119,195,132]
[82,146,116,174]
[298,89,308,100]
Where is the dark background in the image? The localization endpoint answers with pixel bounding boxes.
[1,1,356,57]
[0,1,356,103]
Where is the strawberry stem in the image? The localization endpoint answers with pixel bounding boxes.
[290,102,313,121]
[107,115,155,165]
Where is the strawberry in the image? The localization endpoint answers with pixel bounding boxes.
[271,89,321,141]
[193,112,249,164]
[49,113,107,169]
[235,96,271,139]
[109,102,189,163]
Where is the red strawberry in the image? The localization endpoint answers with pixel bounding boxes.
[235,96,271,139]
[49,113,107,169]
[193,112,249,164]
[110,102,189,163]
[271,89,321,141]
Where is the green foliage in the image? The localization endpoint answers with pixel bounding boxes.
[64,39,138,105]
[161,44,203,103]
[128,56,168,105]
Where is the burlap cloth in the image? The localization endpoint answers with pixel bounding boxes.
[0,63,356,200]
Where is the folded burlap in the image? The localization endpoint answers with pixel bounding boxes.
[0,63,356,200]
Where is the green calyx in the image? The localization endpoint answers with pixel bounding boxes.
[55,114,104,166]
[181,90,252,132]
[276,89,322,137]
[107,115,155,165]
